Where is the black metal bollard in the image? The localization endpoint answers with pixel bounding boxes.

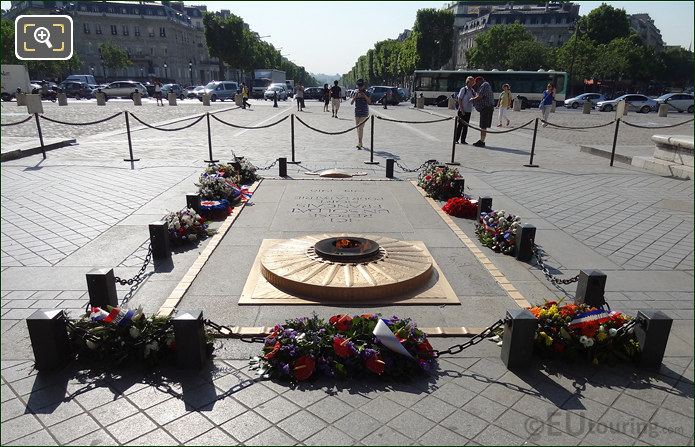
[574,269,607,308]
[446,115,461,166]
[609,118,621,167]
[524,118,539,167]
[204,112,219,164]
[452,178,465,197]
[34,113,46,159]
[385,158,395,178]
[273,91,278,108]
[500,308,537,370]
[364,116,379,165]
[476,196,493,222]
[123,112,140,162]
[149,221,171,260]
[172,310,208,369]
[278,157,288,177]
[288,114,300,164]
[186,193,201,213]
[634,310,672,368]
[514,224,536,262]
[26,310,72,371]
[86,268,119,308]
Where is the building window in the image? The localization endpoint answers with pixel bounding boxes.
[111,25,117,35]
[83,23,90,34]
[148,27,155,37]
[159,27,166,37]
[531,17,538,24]
[95,24,102,35]
[122,25,129,36]
[134,8,139,15]
[122,7,127,14]
[134,26,140,36]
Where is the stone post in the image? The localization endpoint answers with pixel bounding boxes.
[172,311,208,369]
[96,91,106,106]
[202,93,211,106]
[635,310,672,368]
[57,92,68,106]
[149,221,171,260]
[582,102,591,114]
[168,92,177,106]
[500,308,537,369]
[658,104,668,117]
[574,270,607,307]
[26,310,72,371]
[476,196,493,222]
[132,91,142,106]
[86,268,119,308]
[514,224,536,262]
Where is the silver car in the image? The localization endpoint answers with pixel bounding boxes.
[564,93,605,109]
[197,81,239,102]
[263,84,288,101]
[101,81,149,98]
[595,94,657,113]
[655,93,694,114]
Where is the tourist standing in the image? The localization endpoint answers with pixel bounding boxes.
[350,79,371,149]
[539,84,555,127]
[330,81,342,118]
[323,83,330,112]
[295,84,305,111]
[242,84,251,109]
[497,83,512,127]
[455,76,475,144]
[470,76,494,147]
[154,80,163,106]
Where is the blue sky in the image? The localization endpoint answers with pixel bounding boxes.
[3,1,692,74]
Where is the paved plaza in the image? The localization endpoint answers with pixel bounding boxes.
[1,98,693,445]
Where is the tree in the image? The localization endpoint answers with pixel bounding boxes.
[412,8,454,69]
[99,43,131,70]
[556,34,598,83]
[1,18,17,64]
[466,24,535,70]
[203,12,250,79]
[594,35,656,83]
[506,40,556,71]
[658,46,694,88]
[579,3,630,45]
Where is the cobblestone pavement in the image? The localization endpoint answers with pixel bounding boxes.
[1,100,693,445]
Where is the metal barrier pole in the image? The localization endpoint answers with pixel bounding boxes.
[123,112,140,162]
[278,157,288,177]
[288,114,301,164]
[609,118,621,167]
[446,115,461,166]
[34,113,46,159]
[365,115,379,165]
[385,158,395,178]
[524,118,539,168]
[204,112,219,164]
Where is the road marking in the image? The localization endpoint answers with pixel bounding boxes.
[232,105,293,138]
[373,110,441,142]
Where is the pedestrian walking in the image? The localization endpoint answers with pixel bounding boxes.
[539,84,555,127]
[497,83,512,127]
[455,76,475,144]
[242,84,252,109]
[330,81,342,118]
[470,76,494,147]
[295,84,305,111]
[323,84,330,112]
[350,79,371,149]
[381,90,389,109]
[154,80,163,106]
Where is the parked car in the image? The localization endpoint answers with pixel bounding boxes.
[197,81,239,101]
[655,93,694,113]
[102,81,149,98]
[57,81,93,99]
[367,86,401,105]
[397,88,410,102]
[303,87,323,100]
[564,93,606,109]
[161,83,186,100]
[595,94,657,113]
[264,83,289,101]
[63,74,97,85]
[187,85,204,99]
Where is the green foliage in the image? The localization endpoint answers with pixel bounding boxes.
[413,8,454,70]
[579,3,631,45]
[556,34,598,82]
[466,24,535,70]
[99,43,131,70]
[658,46,694,87]
[506,40,556,71]
[594,35,657,81]
[1,18,17,65]
[26,55,82,80]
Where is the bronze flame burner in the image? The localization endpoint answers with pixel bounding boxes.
[313,237,381,263]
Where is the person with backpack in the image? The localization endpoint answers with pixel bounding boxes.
[455,76,475,144]
[330,81,342,118]
[470,76,494,148]
[539,84,555,127]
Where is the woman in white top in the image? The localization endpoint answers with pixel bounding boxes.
[154,81,163,106]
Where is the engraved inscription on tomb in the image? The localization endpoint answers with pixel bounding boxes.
[291,189,391,223]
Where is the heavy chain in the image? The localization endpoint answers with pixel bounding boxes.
[532,245,580,285]
[433,318,506,357]
[254,159,278,171]
[115,244,152,286]
[395,159,438,173]
[204,319,267,343]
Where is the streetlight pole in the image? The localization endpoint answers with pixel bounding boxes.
[140,67,144,80]
[189,60,193,86]
[163,62,168,81]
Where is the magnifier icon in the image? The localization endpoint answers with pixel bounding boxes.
[33,26,53,49]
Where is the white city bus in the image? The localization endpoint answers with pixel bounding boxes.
[412,69,568,108]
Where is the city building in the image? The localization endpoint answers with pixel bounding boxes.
[448,2,580,69]
[3,0,228,84]
[628,13,664,50]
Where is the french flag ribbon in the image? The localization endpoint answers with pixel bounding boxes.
[90,307,135,326]
[239,188,253,202]
[568,309,613,330]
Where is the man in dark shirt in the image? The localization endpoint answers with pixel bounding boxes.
[330,81,342,118]
[471,76,494,148]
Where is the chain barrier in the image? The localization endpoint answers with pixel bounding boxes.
[253,159,279,171]
[114,244,153,286]
[461,118,535,134]
[39,112,123,126]
[540,119,617,130]
[434,318,507,357]
[394,159,438,173]
[532,245,580,285]
[0,115,34,127]
[204,319,267,343]
[208,106,241,115]
[621,117,694,129]
[210,113,289,129]
[294,115,369,135]
[128,112,205,131]
[376,115,454,124]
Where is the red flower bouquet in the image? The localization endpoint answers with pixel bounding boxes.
[442,197,477,219]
